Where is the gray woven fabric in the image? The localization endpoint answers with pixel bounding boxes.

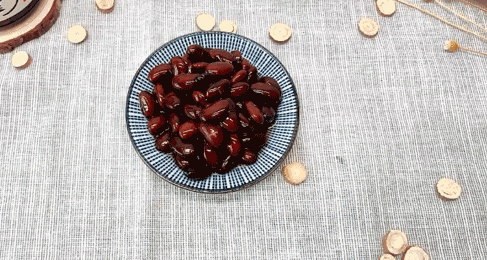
[1,0,487,259]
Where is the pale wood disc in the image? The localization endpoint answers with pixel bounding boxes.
[11,51,31,69]
[379,254,396,260]
[219,20,237,33]
[282,162,307,185]
[358,18,379,38]
[67,25,87,44]
[95,0,115,13]
[0,0,60,54]
[377,0,397,17]
[196,13,216,31]
[436,178,462,200]
[402,246,430,260]
[382,230,408,255]
[269,23,292,42]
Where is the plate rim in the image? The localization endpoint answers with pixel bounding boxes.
[125,31,300,193]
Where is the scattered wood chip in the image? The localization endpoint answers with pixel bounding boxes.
[269,23,292,42]
[358,18,379,38]
[402,246,430,260]
[282,162,307,185]
[436,178,462,200]
[95,0,115,13]
[196,13,216,31]
[67,25,87,44]
[11,51,31,69]
[382,230,408,255]
[379,254,396,260]
[377,0,397,16]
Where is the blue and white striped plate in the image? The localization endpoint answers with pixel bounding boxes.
[126,32,299,193]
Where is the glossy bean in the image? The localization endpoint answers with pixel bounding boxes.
[179,120,198,139]
[206,62,234,76]
[170,56,188,75]
[199,99,229,122]
[148,64,172,83]
[199,123,223,148]
[147,115,166,135]
[138,91,155,118]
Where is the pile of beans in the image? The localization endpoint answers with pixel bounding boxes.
[139,44,281,179]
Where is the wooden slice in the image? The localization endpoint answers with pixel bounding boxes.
[282,162,308,185]
[379,254,396,260]
[11,51,31,69]
[95,0,115,13]
[382,230,408,255]
[358,18,379,38]
[402,246,430,260]
[436,178,462,200]
[0,0,60,54]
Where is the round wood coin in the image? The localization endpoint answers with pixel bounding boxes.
[95,0,114,13]
[67,25,87,44]
[269,23,292,42]
[436,178,461,200]
[282,162,307,185]
[219,20,237,33]
[0,0,40,27]
[379,254,396,260]
[11,51,31,69]
[196,13,215,31]
[382,230,408,255]
[377,0,396,17]
[402,246,430,260]
[444,40,459,52]
[358,18,379,37]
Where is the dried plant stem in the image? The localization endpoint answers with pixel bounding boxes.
[455,0,487,14]
[434,0,487,33]
[459,46,487,56]
[396,0,487,42]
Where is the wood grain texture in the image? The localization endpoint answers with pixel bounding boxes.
[0,0,61,54]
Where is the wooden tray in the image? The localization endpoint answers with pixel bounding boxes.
[0,0,60,54]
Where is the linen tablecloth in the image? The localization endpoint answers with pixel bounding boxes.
[1,0,486,259]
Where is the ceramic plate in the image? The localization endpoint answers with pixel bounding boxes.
[126,32,299,193]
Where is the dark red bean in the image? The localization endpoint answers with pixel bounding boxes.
[230,70,247,84]
[260,76,279,90]
[155,132,171,152]
[261,106,276,124]
[170,56,188,75]
[242,149,257,164]
[184,104,202,120]
[251,82,281,101]
[227,134,241,156]
[247,66,258,83]
[179,121,198,139]
[169,113,180,133]
[220,155,236,173]
[165,92,181,110]
[172,73,203,91]
[239,113,251,129]
[203,141,219,167]
[148,64,172,83]
[139,91,155,118]
[230,82,249,98]
[147,115,166,135]
[171,137,195,158]
[241,59,251,71]
[206,79,230,100]
[199,123,223,148]
[230,50,242,61]
[154,84,165,107]
[182,54,191,66]
[221,112,239,132]
[209,49,235,63]
[189,62,208,74]
[206,62,234,76]
[192,91,207,106]
[199,99,229,122]
[186,44,211,62]
[174,154,190,170]
[245,101,264,124]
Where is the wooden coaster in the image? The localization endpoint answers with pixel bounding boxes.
[95,0,114,13]
[0,0,60,54]
[0,0,40,27]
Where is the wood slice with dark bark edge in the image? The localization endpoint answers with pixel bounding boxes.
[0,0,60,54]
